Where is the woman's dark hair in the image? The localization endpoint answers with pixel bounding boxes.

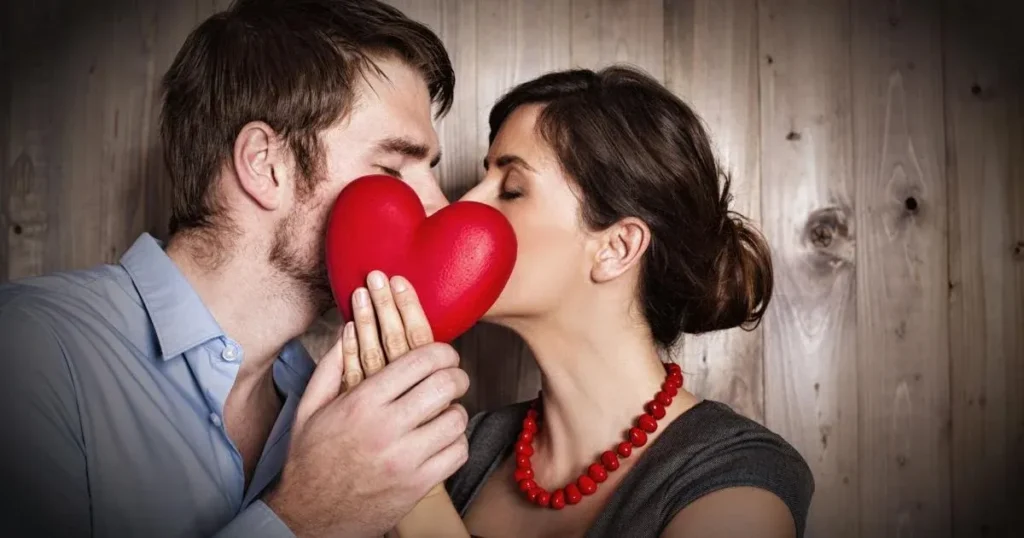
[488,66,773,348]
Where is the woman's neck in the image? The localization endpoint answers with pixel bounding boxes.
[510,310,696,486]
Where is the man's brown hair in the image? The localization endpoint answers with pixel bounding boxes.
[160,0,454,236]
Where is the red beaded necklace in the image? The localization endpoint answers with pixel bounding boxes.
[513,362,684,510]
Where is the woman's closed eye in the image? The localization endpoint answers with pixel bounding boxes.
[498,173,525,201]
[499,189,523,201]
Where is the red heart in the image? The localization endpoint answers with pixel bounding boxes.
[324,175,517,343]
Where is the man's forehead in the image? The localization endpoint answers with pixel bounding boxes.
[346,65,440,154]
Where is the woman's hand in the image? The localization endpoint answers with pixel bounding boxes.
[342,270,471,538]
[341,270,436,392]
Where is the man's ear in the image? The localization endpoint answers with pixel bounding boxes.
[232,121,289,211]
[590,217,651,283]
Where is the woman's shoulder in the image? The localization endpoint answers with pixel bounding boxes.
[667,399,815,491]
[601,399,815,537]
[446,400,534,515]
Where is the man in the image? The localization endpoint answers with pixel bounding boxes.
[0,1,469,536]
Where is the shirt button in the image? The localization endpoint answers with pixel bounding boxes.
[209,413,223,427]
[221,345,238,361]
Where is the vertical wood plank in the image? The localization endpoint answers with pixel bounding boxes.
[570,0,664,80]
[144,1,218,242]
[5,1,65,280]
[4,0,161,277]
[454,0,573,414]
[946,1,1024,536]
[759,1,860,536]
[851,1,951,536]
[0,0,11,282]
[664,0,764,423]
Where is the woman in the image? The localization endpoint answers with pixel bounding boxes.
[343,65,814,537]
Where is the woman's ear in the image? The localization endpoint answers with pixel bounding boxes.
[591,217,651,283]
[232,121,291,211]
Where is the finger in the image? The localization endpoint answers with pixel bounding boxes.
[390,275,433,348]
[390,367,470,432]
[294,327,345,429]
[341,322,363,391]
[366,270,409,362]
[352,287,386,375]
[355,342,462,408]
[404,403,469,466]
[415,427,470,494]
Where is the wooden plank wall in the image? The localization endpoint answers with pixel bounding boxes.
[2,1,1021,536]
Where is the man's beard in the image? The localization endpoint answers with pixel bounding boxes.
[269,205,335,315]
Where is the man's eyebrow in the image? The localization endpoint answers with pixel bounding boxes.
[376,136,442,167]
[483,154,535,172]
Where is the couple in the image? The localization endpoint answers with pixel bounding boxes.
[0,1,813,538]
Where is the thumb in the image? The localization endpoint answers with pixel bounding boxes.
[294,327,345,430]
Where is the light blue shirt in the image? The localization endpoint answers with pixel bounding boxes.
[0,233,314,537]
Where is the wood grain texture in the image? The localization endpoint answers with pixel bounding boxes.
[5,2,1024,535]
[946,1,1024,536]
[0,1,11,282]
[570,0,664,79]
[5,1,66,280]
[664,0,764,423]
[759,1,860,536]
[453,0,573,414]
[851,1,951,536]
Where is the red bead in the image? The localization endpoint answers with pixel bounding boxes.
[519,430,534,443]
[661,381,678,397]
[645,400,666,419]
[514,468,534,481]
[655,391,673,406]
[638,413,658,433]
[600,450,620,471]
[519,478,536,492]
[588,462,608,482]
[515,442,534,456]
[565,484,582,504]
[522,417,537,433]
[668,373,683,388]
[617,441,633,458]
[526,409,538,419]
[578,475,598,495]
[536,491,551,507]
[629,427,648,447]
[666,362,681,374]
[516,454,531,469]
[527,487,542,502]
[550,489,566,510]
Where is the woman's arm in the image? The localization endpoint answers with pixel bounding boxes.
[390,484,469,538]
[660,486,796,538]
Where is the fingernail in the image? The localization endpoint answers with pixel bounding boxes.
[367,271,386,290]
[391,276,407,293]
[354,288,369,306]
[343,321,355,338]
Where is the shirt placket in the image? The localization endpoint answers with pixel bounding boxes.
[184,337,247,505]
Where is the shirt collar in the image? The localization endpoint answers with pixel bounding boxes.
[120,233,225,360]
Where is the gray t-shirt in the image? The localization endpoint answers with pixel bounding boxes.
[446,399,814,538]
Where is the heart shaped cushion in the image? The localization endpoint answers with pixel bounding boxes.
[325,175,517,343]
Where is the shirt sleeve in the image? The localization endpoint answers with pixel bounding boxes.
[0,302,92,537]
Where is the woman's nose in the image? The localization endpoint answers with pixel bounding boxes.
[459,183,491,206]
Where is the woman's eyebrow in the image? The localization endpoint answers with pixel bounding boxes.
[483,154,535,172]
